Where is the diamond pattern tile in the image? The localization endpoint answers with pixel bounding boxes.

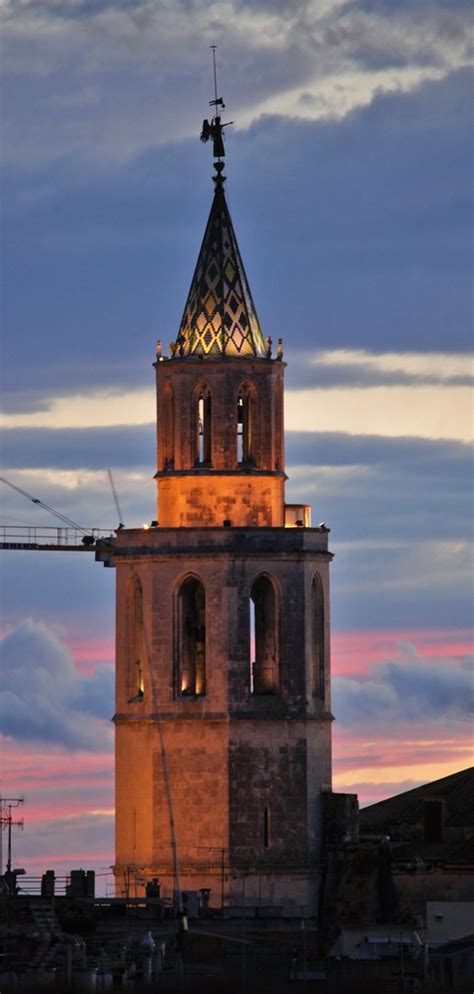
[175,185,266,357]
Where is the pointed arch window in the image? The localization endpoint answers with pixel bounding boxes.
[194,385,212,465]
[311,574,325,700]
[237,382,257,466]
[250,574,279,694]
[177,577,206,696]
[127,575,145,701]
[162,381,175,469]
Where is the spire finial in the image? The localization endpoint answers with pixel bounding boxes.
[200,45,234,178]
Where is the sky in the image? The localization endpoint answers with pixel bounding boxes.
[0,0,473,892]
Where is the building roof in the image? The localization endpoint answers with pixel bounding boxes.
[431,933,474,956]
[174,170,266,358]
[359,767,474,835]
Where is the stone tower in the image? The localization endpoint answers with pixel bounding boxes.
[114,151,333,915]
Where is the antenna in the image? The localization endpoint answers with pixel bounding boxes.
[1,796,24,875]
[210,44,218,106]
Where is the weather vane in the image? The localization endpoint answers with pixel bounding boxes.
[200,45,233,161]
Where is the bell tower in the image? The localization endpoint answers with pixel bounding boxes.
[114,92,333,915]
[155,160,285,530]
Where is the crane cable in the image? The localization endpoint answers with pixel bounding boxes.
[0,476,90,536]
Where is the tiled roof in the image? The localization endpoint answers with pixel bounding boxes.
[174,179,266,358]
[359,767,474,833]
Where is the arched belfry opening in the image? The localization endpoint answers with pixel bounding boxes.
[250,574,279,694]
[177,576,206,696]
[193,383,212,465]
[237,381,258,466]
[311,573,325,700]
[127,575,145,700]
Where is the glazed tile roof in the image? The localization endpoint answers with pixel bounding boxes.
[174,179,266,358]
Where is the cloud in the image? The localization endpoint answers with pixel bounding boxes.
[0,388,155,429]
[2,357,472,443]
[286,349,474,389]
[0,425,155,468]
[0,620,114,749]
[1,0,470,165]
[16,811,114,883]
[1,428,471,634]
[332,627,474,676]
[284,432,473,546]
[3,68,472,406]
[285,383,472,442]
[332,642,474,728]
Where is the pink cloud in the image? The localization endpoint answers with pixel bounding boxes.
[331,627,473,676]
[2,623,471,878]
[332,723,473,805]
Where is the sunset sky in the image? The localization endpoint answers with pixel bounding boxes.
[1,0,473,890]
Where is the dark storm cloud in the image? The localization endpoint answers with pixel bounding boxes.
[3,68,472,400]
[318,1,471,71]
[333,643,474,727]
[286,432,473,541]
[236,70,472,356]
[286,431,472,472]
[1,425,155,469]
[1,426,471,635]
[0,551,115,633]
[0,620,114,749]
[1,429,471,546]
[73,666,115,721]
[284,353,474,389]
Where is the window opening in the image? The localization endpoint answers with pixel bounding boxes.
[237,395,244,464]
[312,574,325,700]
[237,386,256,465]
[196,389,212,465]
[127,577,145,702]
[198,396,205,464]
[250,575,278,694]
[178,577,206,696]
[249,596,256,693]
[136,660,144,696]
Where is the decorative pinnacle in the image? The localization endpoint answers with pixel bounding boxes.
[200,45,234,178]
[213,160,226,189]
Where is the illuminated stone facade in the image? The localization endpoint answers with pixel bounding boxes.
[114,174,333,914]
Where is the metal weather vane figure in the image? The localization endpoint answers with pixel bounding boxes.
[200,45,233,160]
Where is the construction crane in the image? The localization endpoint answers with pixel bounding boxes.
[0,477,116,564]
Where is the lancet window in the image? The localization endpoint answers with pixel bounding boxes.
[250,574,279,694]
[311,573,325,700]
[127,575,145,701]
[237,382,257,465]
[177,576,206,696]
[194,384,212,465]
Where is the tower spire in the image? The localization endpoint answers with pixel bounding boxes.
[172,53,264,358]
